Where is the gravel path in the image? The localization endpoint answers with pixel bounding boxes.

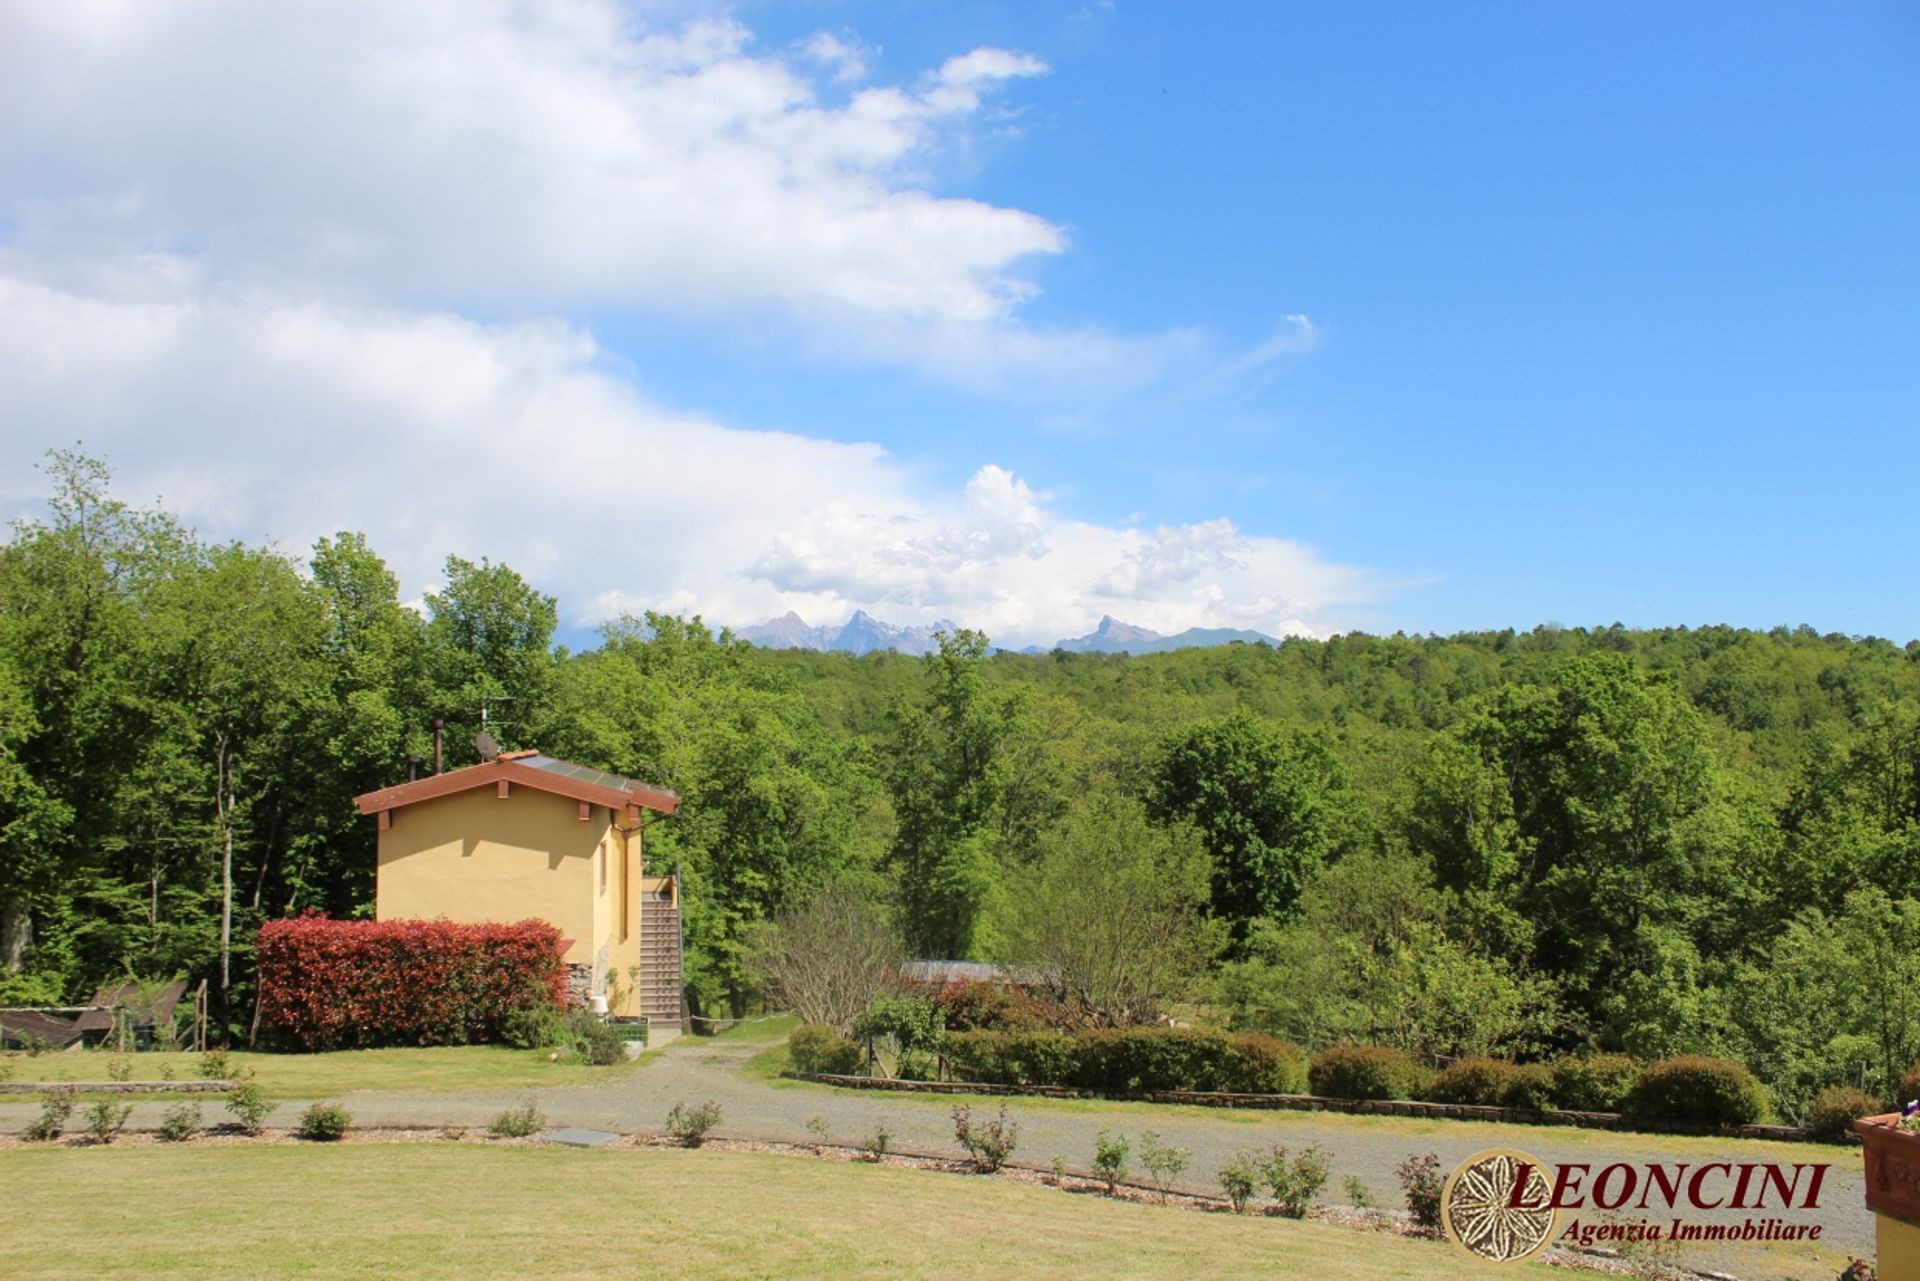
[0,1039,1872,1278]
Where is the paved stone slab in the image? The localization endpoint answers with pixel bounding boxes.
[548,1126,621,1148]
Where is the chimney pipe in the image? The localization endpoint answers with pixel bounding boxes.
[406,753,418,782]
[432,719,444,774]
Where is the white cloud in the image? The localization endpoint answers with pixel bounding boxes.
[0,276,1380,647]
[0,2,1057,327]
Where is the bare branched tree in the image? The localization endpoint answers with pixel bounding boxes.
[748,882,905,1031]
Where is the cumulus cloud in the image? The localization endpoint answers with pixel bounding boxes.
[0,2,1056,326]
[0,276,1378,646]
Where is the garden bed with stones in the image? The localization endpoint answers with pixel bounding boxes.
[782,1072,1832,1145]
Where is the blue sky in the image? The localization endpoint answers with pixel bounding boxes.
[2,2,1915,645]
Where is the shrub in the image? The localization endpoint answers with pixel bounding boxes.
[1398,1153,1445,1231]
[1549,1054,1641,1112]
[159,1103,203,1143]
[1901,1062,1920,1105]
[1628,1056,1772,1126]
[198,1048,232,1080]
[24,1088,76,1141]
[951,1103,1019,1172]
[789,1024,864,1075]
[564,1011,627,1067]
[927,979,1046,1032]
[1262,1145,1330,1218]
[805,1115,831,1149]
[106,1054,133,1082]
[1429,1057,1554,1111]
[255,914,567,1051]
[1806,1086,1883,1140]
[501,1000,570,1051]
[1308,1045,1430,1100]
[666,1100,722,1147]
[1138,1130,1190,1197]
[861,1121,892,1162]
[1049,1154,1069,1185]
[942,1029,1075,1087]
[1073,1027,1244,1093]
[84,1099,133,1144]
[298,1101,352,1141]
[1219,1152,1260,1213]
[490,1101,545,1138]
[227,1077,270,1135]
[1093,1128,1130,1193]
[853,995,945,1053]
[1227,1034,1309,1094]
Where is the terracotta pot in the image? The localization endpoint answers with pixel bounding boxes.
[1858,1112,1920,1224]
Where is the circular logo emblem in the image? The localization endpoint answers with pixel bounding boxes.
[1442,1148,1562,1264]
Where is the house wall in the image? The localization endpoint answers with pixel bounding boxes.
[375,786,611,969]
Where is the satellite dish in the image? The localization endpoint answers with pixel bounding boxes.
[475,731,500,762]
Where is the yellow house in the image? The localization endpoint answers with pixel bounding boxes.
[354,750,682,1025]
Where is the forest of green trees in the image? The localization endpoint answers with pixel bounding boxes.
[3,452,1918,1119]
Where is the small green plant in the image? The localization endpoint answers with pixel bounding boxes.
[951,1103,1019,1173]
[297,1101,351,1141]
[1219,1152,1261,1213]
[106,1054,133,1083]
[565,1010,628,1066]
[158,1061,176,1082]
[805,1114,832,1150]
[861,1121,891,1162]
[1049,1153,1069,1186]
[1261,1144,1330,1218]
[25,1088,77,1141]
[1093,1128,1130,1194]
[227,1076,270,1135]
[198,1048,232,1080]
[84,1099,133,1144]
[1397,1153,1445,1231]
[490,1101,546,1138]
[666,1099,723,1148]
[159,1102,203,1142]
[1137,1130,1191,1198]
[1342,1175,1377,1211]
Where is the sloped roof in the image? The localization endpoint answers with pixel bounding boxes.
[355,752,679,818]
[72,979,188,1034]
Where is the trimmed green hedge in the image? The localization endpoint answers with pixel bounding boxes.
[1805,1085,1882,1139]
[939,1027,1306,1094]
[1308,1045,1431,1101]
[788,1024,863,1075]
[1429,1057,1554,1110]
[1548,1054,1641,1112]
[942,1030,1077,1087]
[1627,1056,1772,1126]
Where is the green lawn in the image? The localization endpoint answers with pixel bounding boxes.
[0,1143,1555,1280]
[0,1044,645,1099]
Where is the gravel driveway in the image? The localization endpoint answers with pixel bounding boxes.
[1,1038,1872,1279]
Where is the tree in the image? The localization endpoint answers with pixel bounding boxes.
[746,880,903,1031]
[423,555,558,757]
[996,795,1220,1027]
[1149,712,1366,945]
[883,629,1071,959]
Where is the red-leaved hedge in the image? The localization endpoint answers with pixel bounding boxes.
[257,915,567,1051]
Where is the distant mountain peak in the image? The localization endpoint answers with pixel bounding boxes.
[736,610,953,657]
[738,610,1286,658]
